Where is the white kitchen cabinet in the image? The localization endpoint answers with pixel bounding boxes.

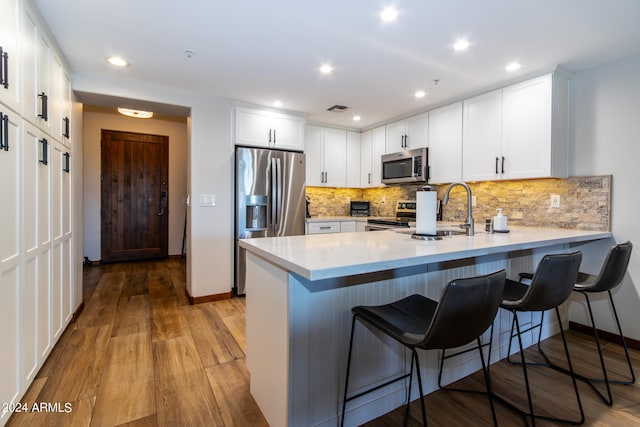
[340,221,357,232]
[385,112,428,152]
[428,102,462,184]
[234,106,305,151]
[462,90,503,182]
[0,0,22,114]
[462,73,568,182]
[345,131,360,187]
[307,221,341,234]
[305,125,347,187]
[0,104,21,424]
[50,54,71,146]
[360,125,386,187]
[501,74,567,179]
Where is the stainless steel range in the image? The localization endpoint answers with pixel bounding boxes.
[365,200,416,231]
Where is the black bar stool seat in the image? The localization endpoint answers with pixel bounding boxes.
[498,251,585,426]
[341,270,506,426]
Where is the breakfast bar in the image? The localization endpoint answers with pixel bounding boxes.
[239,227,612,427]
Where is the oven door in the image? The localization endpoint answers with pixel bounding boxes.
[365,224,395,231]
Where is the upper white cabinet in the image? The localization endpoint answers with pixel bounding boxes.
[428,102,462,184]
[385,112,428,152]
[462,73,568,182]
[234,106,305,151]
[0,0,22,114]
[360,125,386,187]
[306,125,346,187]
[345,131,360,187]
[462,90,503,182]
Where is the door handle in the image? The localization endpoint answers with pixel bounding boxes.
[501,156,505,174]
[39,138,48,165]
[0,112,5,151]
[63,152,70,173]
[495,157,499,174]
[1,47,8,89]
[38,92,48,121]
[273,129,276,143]
[157,207,165,216]
[63,117,70,139]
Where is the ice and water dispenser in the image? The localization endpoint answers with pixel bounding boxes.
[245,195,268,230]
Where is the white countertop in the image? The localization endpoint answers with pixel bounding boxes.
[239,226,611,281]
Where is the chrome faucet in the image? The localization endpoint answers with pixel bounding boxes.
[442,182,474,236]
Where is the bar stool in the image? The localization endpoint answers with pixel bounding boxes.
[340,270,506,427]
[521,241,635,405]
[498,251,584,426]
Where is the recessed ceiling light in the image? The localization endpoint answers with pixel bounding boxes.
[117,108,153,119]
[380,7,398,22]
[273,100,283,108]
[108,56,128,67]
[353,115,361,122]
[453,39,470,51]
[320,64,333,74]
[414,90,426,98]
[506,62,521,72]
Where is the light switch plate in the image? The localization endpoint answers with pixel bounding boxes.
[200,194,216,207]
[550,194,561,208]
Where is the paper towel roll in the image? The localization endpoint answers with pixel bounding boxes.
[416,191,437,235]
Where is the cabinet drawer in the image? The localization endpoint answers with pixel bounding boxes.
[340,221,357,232]
[307,222,341,234]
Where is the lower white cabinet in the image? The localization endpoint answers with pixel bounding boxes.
[307,221,341,234]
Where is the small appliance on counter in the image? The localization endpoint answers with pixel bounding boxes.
[350,200,371,217]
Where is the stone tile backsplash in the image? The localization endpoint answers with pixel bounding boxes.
[306,175,611,231]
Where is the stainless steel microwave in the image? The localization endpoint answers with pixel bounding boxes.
[381,147,429,184]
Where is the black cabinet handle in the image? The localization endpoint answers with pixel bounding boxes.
[38,92,48,121]
[40,138,48,165]
[0,112,5,151]
[1,46,8,89]
[273,129,276,143]
[268,129,272,143]
[2,113,7,151]
[63,152,70,173]
[501,156,505,174]
[495,157,499,174]
[63,117,70,138]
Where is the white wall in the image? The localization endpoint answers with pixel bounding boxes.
[82,110,188,260]
[73,73,233,298]
[569,54,640,339]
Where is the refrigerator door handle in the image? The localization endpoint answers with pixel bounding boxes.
[274,157,282,227]
[270,158,277,227]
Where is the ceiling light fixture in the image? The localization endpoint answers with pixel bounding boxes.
[453,39,470,51]
[506,62,521,72]
[117,108,153,119]
[414,90,426,98]
[273,100,283,108]
[107,56,128,67]
[380,7,398,22]
[353,115,361,122]
[320,64,333,74]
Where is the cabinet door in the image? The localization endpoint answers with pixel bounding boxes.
[360,130,372,187]
[462,90,502,182]
[371,126,386,187]
[0,0,21,114]
[305,125,324,186]
[385,120,406,152]
[22,7,38,125]
[60,69,72,148]
[37,26,51,134]
[345,131,360,187]
[428,102,462,184]
[235,107,271,147]
[0,107,21,417]
[406,112,429,149]
[323,128,346,187]
[50,54,64,142]
[271,114,304,151]
[501,75,552,179]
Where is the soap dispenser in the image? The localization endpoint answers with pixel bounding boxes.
[493,208,508,232]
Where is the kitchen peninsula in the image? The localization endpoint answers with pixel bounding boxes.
[240,227,611,427]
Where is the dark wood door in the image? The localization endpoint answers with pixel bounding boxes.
[101,130,169,262]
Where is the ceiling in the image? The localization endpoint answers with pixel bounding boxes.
[35,0,640,129]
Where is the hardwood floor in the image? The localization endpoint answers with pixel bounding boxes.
[7,258,640,426]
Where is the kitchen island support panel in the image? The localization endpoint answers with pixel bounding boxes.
[245,242,581,426]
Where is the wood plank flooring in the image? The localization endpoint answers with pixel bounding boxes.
[7,258,640,426]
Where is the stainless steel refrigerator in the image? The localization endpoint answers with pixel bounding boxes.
[234,146,306,295]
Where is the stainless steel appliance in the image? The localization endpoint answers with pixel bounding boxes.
[350,200,370,216]
[366,200,416,231]
[381,147,429,184]
[235,146,306,295]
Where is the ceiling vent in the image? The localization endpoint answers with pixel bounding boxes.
[327,104,350,112]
